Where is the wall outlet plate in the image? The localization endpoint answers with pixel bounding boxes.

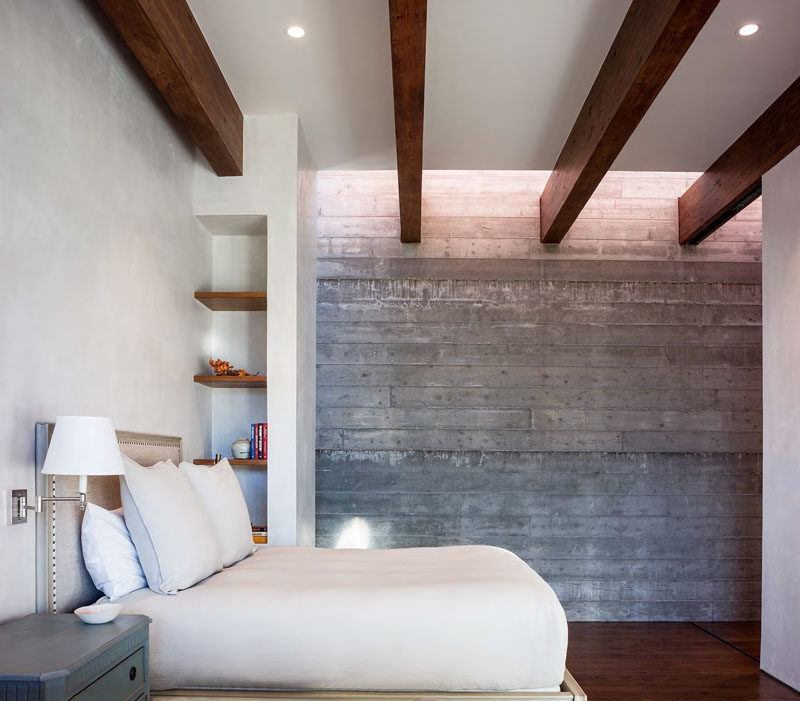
[4,489,27,525]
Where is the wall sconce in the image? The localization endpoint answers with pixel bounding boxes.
[13,416,124,522]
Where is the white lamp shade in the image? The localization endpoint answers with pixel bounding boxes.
[42,416,125,476]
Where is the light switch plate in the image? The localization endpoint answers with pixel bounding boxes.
[4,489,27,525]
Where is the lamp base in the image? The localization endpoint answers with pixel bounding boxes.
[6,489,28,525]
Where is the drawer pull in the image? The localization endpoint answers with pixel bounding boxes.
[129,665,137,681]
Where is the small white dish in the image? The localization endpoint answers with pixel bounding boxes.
[74,603,122,624]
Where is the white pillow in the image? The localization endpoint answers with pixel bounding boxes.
[120,455,223,594]
[180,459,256,567]
[81,503,147,600]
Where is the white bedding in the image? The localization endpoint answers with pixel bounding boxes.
[113,545,568,692]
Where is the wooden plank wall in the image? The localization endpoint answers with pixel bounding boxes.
[315,171,762,621]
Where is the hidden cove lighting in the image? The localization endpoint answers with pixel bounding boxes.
[737,22,759,37]
[286,25,306,39]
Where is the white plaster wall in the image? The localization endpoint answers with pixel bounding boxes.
[296,129,318,546]
[761,145,800,691]
[0,0,211,622]
[194,115,316,545]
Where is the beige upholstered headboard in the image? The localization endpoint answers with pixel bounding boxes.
[34,422,182,613]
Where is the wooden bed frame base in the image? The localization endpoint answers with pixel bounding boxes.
[154,671,587,701]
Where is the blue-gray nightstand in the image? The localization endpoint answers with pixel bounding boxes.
[0,613,151,700]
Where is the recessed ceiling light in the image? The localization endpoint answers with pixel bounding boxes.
[286,25,305,39]
[737,23,759,37]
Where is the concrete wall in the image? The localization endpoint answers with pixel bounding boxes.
[0,0,211,622]
[761,146,800,690]
[316,170,763,620]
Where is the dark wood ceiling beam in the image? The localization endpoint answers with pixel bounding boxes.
[679,75,800,245]
[95,0,243,176]
[388,0,427,243]
[539,0,719,244]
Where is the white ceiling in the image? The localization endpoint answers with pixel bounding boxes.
[187,0,800,172]
[616,0,800,171]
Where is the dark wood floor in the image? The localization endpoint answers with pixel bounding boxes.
[693,620,762,660]
[567,622,799,701]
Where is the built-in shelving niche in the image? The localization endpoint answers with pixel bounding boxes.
[194,226,269,540]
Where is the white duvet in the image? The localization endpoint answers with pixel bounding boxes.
[113,545,568,692]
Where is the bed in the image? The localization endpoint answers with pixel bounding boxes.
[33,423,586,701]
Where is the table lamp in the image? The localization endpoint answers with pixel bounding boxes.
[18,416,125,516]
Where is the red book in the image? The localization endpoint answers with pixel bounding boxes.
[257,423,263,460]
[262,423,268,460]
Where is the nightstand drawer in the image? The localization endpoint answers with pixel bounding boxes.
[70,647,145,701]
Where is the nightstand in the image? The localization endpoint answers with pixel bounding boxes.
[0,613,151,700]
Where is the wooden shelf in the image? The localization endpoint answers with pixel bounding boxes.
[193,459,267,467]
[194,291,267,311]
[194,375,267,388]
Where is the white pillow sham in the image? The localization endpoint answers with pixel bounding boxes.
[120,455,223,594]
[180,458,256,567]
[81,503,147,600]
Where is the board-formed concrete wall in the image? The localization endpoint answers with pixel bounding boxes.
[316,171,762,620]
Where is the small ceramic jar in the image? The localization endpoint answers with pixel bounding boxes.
[232,438,251,459]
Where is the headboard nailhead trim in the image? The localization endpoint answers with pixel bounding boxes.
[50,475,57,613]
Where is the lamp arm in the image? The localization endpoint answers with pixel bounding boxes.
[18,491,86,517]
